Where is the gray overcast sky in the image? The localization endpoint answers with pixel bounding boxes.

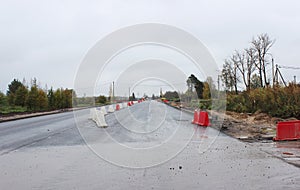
[1,0,300,94]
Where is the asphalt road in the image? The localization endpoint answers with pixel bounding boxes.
[0,101,300,190]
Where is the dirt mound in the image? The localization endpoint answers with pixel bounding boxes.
[220,111,277,142]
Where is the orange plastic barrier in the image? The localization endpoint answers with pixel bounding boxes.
[198,111,210,127]
[192,111,210,127]
[192,110,200,125]
[116,104,120,111]
[273,120,300,141]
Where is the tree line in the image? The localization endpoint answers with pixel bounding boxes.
[221,33,300,118]
[163,71,299,118]
[160,74,218,109]
[157,33,299,118]
[0,78,74,113]
[161,74,214,101]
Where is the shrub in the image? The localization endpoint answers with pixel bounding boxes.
[226,84,300,119]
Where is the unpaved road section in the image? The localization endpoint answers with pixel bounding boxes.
[0,101,300,190]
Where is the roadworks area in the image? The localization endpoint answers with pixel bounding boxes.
[167,100,300,168]
[1,101,300,168]
[219,111,300,168]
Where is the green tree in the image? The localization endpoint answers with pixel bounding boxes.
[15,85,28,107]
[7,79,23,96]
[202,82,211,99]
[37,89,48,110]
[63,89,73,108]
[54,88,62,109]
[7,93,15,106]
[97,95,107,104]
[26,86,39,111]
[164,91,179,100]
[47,87,55,110]
[187,74,204,99]
[7,79,23,105]
[61,89,67,108]
[0,92,8,107]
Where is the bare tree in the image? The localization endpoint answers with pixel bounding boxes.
[233,49,257,91]
[233,51,247,90]
[222,33,274,91]
[230,54,239,94]
[245,47,257,90]
[222,59,239,94]
[251,34,274,87]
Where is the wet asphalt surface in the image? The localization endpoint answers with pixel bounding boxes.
[0,100,300,189]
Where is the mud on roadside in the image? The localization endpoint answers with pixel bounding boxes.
[219,111,300,142]
[217,111,300,168]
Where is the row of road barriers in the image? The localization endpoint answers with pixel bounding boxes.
[89,99,145,128]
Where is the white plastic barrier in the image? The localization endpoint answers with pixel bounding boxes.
[89,108,97,120]
[100,106,107,115]
[108,105,114,113]
[94,110,108,128]
[119,103,123,109]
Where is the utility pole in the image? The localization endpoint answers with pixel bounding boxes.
[275,64,279,85]
[128,87,130,100]
[160,88,162,98]
[294,76,297,84]
[112,81,114,103]
[272,57,275,87]
[275,64,287,87]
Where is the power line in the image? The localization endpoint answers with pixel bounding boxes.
[278,65,300,70]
